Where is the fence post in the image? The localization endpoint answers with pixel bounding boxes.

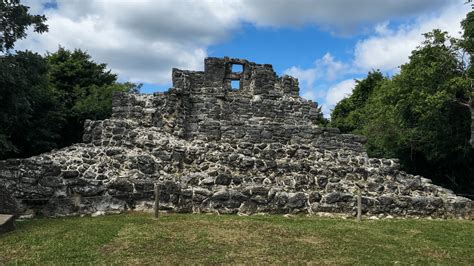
[154,183,160,218]
[357,187,362,222]
[73,192,81,208]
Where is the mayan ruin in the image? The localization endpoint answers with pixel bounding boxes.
[0,57,472,218]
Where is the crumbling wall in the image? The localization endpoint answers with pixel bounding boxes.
[0,127,471,218]
[0,57,472,218]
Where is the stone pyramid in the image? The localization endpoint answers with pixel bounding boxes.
[0,57,471,218]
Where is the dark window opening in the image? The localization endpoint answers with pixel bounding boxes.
[231,80,240,90]
[231,64,243,73]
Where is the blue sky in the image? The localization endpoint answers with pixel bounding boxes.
[18,0,470,117]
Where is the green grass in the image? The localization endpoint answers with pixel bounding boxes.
[0,213,473,264]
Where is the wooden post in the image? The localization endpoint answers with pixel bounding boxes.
[357,187,362,222]
[154,184,160,218]
[73,192,81,208]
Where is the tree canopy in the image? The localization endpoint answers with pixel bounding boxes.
[0,0,48,52]
[0,47,140,159]
[46,47,140,147]
[331,70,386,134]
[460,10,474,148]
[330,27,473,193]
[0,0,140,159]
[0,51,63,158]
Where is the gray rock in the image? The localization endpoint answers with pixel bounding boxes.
[211,190,230,201]
[324,192,341,204]
[0,185,19,215]
[215,173,232,185]
[287,192,306,208]
[107,178,133,192]
[62,170,79,179]
[0,57,471,218]
[39,176,63,187]
[309,191,321,203]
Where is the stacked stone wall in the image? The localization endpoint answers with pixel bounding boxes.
[0,57,471,218]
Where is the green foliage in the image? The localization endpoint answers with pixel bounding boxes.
[0,0,141,159]
[73,82,140,121]
[0,46,140,159]
[46,47,140,147]
[461,11,474,60]
[330,71,385,133]
[330,29,473,192]
[460,11,474,148]
[0,51,63,158]
[0,0,48,52]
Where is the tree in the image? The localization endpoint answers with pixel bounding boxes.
[0,51,64,159]
[330,70,385,133]
[46,47,140,146]
[0,2,140,158]
[0,0,48,53]
[460,11,474,148]
[330,30,473,193]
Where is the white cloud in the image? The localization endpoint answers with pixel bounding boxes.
[320,53,349,81]
[285,66,318,91]
[322,79,356,116]
[325,79,355,106]
[17,0,241,84]
[284,2,468,118]
[12,0,470,121]
[285,55,355,117]
[240,0,456,34]
[15,0,462,87]
[284,53,349,88]
[354,3,468,72]
[284,53,352,117]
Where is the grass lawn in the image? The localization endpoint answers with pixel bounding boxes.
[0,212,472,264]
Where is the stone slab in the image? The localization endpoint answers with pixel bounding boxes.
[0,214,15,234]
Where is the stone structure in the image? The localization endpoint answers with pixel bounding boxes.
[0,57,472,218]
[0,214,15,234]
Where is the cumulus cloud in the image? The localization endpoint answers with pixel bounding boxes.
[284,53,350,88]
[323,79,355,111]
[239,0,456,33]
[284,53,354,117]
[15,0,461,87]
[284,2,467,118]
[354,3,468,72]
[17,0,241,84]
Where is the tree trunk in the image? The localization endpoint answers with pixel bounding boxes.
[470,94,474,148]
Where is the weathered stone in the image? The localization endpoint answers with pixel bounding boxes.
[0,57,471,218]
[308,191,321,203]
[324,192,342,204]
[194,188,212,197]
[211,190,230,201]
[287,192,306,208]
[215,173,232,186]
[136,155,156,174]
[107,178,133,192]
[199,176,215,186]
[0,185,19,215]
[62,170,79,179]
[39,176,63,187]
[229,191,248,202]
[42,165,61,177]
[72,185,104,197]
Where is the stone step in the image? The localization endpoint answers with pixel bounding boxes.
[0,214,15,234]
